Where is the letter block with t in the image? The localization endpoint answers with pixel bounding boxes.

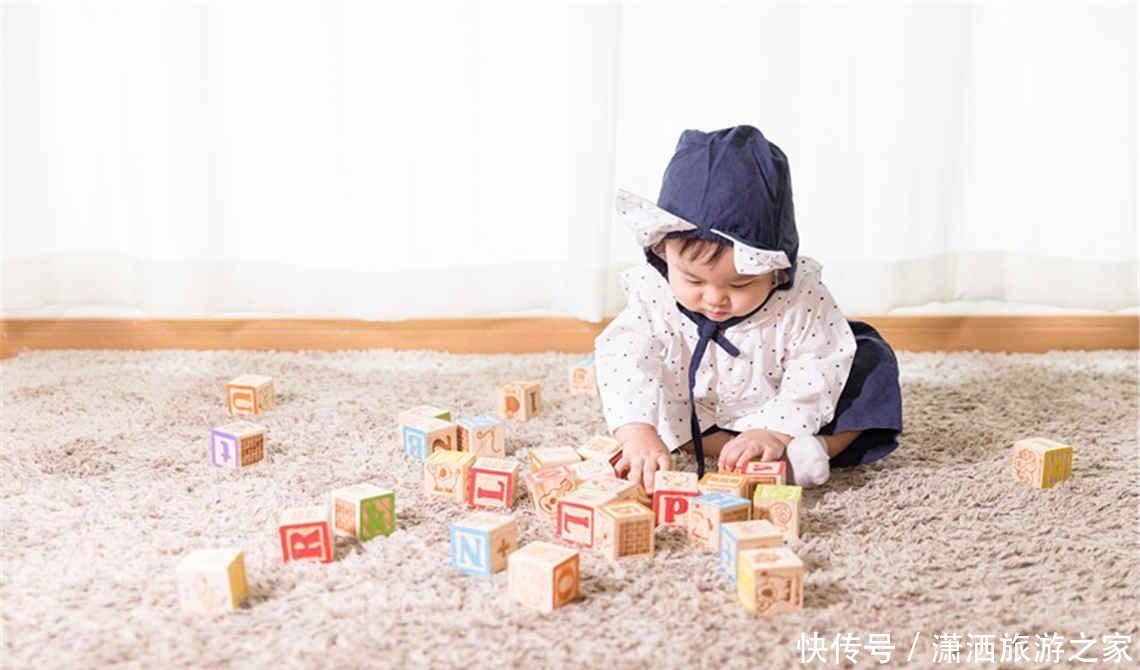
[450,512,518,576]
[497,380,541,421]
[719,520,784,583]
[424,450,476,502]
[209,421,266,468]
[737,546,804,615]
[740,460,788,497]
[508,541,580,612]
[752,484,802,541]
[1012,437,1073,489]
[279,506,334,563]
[595,500,654,560]
[688,493,751,552]
[467,457,520,509]
[226,374,274,417]
[456,415,505,457]
[524,465,576,521]
[556,487,619,548]
[331,483,396,541]
[398,413,457,461]
[652,471,699,528]
[577,435,623,467]
[698,472,750,498]
[569,355,597,395]
[529,446,581,472]
[176,548,248,614]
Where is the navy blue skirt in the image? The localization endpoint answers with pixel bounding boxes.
[703,320,903,468]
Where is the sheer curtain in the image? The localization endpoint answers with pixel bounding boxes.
[2,1,1136,321]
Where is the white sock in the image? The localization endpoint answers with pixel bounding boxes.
[786,436,831,488]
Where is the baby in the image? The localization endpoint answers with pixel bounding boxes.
[595,126,903,492]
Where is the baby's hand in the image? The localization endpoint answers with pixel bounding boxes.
[718,428,792,473]
[612,423,672,493]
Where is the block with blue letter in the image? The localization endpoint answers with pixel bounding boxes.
[450,512,518,576]
[718,519,783,583]
[687,492,751,551]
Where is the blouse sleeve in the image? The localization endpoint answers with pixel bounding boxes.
[749,272,856,437]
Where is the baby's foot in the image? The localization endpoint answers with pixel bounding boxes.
[786,436,831,488]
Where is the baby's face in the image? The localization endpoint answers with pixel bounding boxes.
[664,238,774,322]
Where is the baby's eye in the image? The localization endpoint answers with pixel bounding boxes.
[730,280,756,289]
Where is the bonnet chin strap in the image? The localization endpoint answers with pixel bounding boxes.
[677,287,777,478]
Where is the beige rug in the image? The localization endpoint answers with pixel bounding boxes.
[1,348,1137,669]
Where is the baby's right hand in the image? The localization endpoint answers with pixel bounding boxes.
[612,423,672,493]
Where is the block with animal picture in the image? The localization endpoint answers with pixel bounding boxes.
[523,465,577,521]
[450,512,518,576]
[176,548,248,614]
[556,487,620,548]
[577,435,623,467]
[687,493,751,552]
[1012,437,1074,489]
[497,380,541,421]
[331,483,396,541]
[508,541,580,613]
[567,458,614,483]
[279,505,334,563]
[466,457,520,509]
[718,520,784,582]
[737,546,804,615]
[652,470,699,528]
[698,472,749,498]
[740,460,788,497]
[226,374,275,417]
[398,411,457,460]
[424,450,477,502]
[529,446,581,472]
[752,484,802,541]
[456,415,506,457]
[595,500,654,560]
[209,421,266,468]
[568,355,597,395]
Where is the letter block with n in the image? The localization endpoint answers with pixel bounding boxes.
[449,512,518,576]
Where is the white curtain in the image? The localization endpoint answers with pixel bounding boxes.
[2,0,1136,321]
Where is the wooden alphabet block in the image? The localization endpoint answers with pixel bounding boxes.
[176,548,248,614]
[226,374,274,417]
[497,380,541,421]
[331,483,396,541]
[424,450,477,502]
[718,520,784,582]
[450,512,518,576]
[456,415,506,457]
[579,476,638,502]
[1012,437,1074,489]
[279,506,333,563]
[529,446,581,472]
[508,541,580,612]
[737,546,804,615]
[752,484,802,541]
[569,356,597,395]
[403,404,452,421]
[652,470,699,528]
[740,460,788,497]
[209,421,266,468]
[698,472,750,498]
[556,487,619,548]
[595,500,654,560]
[688,493,751,551]
[567,458,615,483]
[398,413,457,460]
[577,435,623,467]
[523,466,577,521]
[467,457,520,509]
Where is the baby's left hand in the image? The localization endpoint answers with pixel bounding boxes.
[718,428,793,473]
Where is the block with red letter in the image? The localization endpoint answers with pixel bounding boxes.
[450,512,518,576]
[529,446,581,472]
[718,520,783,582]
[332,483,396,541]
[279,505,334,563]
[226,374,274,417]
[209,421,266,468]
[698,472,750,498]
[737,546,804,615]
[424,450,477,502]
[398,412,457,461]
[523,465,577,521]
[456,415,505,457]
[568,356,597,395]
[567,458,614,483]
[467,457,520,509]
[508,541,580,612]
[556,487,618,548]
[595,500,654,560]
[752,484,802,541]
[1012,437,1073,489]
[577,435,623,467]
[497,380,541,421]
[740,460,788,497]
[176,548,248,614]
[652,471,699,528]
[687,493,751,551]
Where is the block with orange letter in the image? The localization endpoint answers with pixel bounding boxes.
[279,505,334,563]
[687,493,751,552]
[737,546,804,615]
[456,415,505,457]
[424,450,477,502]
[1012,437,1073,489]
[752,484,802,541]
[652,471,699,528]
[497,380,541,421]
[556,487,619,548]
[577,435,623,467]
[331,483,396,541]
[698,472,750,498]
[529,446,581,472]
[568,356,597,395]
[523,465,577,521]
[467,457,520,509]
[226,374,274,417]
[508,541,580,612]
[176,548,248,614]
[740,460,787,497]
[595,500,654,560]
